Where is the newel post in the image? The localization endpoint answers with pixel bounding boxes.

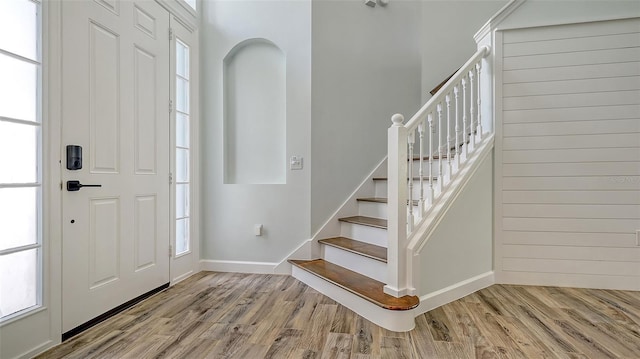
[385,114,408,298]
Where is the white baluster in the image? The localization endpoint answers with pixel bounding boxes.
[417,121,425,216]
[407,130,415,232]
[476,62,483,141]
[469,70,476,150]
[446,94,452,179]
[437,103,443,192]
[427,113,434,205]
[461,77,468,159]
[454,85,460,169]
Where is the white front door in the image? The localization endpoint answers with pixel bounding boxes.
[61,0,170,332]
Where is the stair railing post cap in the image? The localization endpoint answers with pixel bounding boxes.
[391,113,404,126]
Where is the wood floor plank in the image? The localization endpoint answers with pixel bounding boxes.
[264,328,303,359]
[297,303,338,353]
[330,305,357,334]
[35,273,640,359]
[351,316,381,357]
[423,306,458,342]
[380,336,412,359]
[321,333,353,359]
[408,314,439,358]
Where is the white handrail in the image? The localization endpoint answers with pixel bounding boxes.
[404,45,490,131]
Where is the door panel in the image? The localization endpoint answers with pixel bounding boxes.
[61,0,170,332]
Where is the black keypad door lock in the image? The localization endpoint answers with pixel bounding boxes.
[66,180,102,192]
[66,145,83,170]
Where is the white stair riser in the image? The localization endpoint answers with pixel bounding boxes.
[358,201,387,218]
[322,246,387,283]
[340,222,387,248]
[374,180,438,199]
[291,266,416,332]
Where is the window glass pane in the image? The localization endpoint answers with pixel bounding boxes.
[0,249,38,318]
[176,148,189,183]
[176,41,189,79]
[176,112,189,148]
[0,121,38,183]
[0,188,38,251]
[176,77,189,114]
[0,0,38,61]
[175,218,189,255]
[0,54,38,122]
[176,184,189,219]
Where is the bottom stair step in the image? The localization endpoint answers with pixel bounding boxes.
[288,259,418,311]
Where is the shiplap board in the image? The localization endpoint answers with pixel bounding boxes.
[502,148,640,164]
[502,176,640,191]
[503,119,640,137]
[503,76,640,97]
[503,133,640,150]
[503,90,640,111]
[503,204,640,219]
[502,231,637,248]
[497,19,640,288]
[502,190,640,205]
[502,258,639,277]
[503,47,640,71]
[504,62,640,84]
[503,104,640,124]
[503,244,640,262]
[503,218,639,234]
[504,32,640,57]
[503,18,640,43]
[502,162,640,177]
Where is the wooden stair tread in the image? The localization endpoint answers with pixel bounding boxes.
[289,259,419,311]
[338,216,387,229]
[319,237,387,262]
[357,197,419,206]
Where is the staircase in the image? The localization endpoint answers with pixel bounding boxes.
[289,174,430,331]
[290,44,493,332]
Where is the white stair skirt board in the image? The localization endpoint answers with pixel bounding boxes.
[291,266,416,332]
[415,271,494,315]
[358,201,388,218]
[340,222,387,247]
[322,246,387,283]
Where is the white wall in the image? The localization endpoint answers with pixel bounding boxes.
[494,14,640,290]
[419,150,493,294]
[421,0,506,102]
[310,0,422,233]
[201,0,311,263]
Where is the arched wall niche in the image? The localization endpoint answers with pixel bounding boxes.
[223,38,287,184]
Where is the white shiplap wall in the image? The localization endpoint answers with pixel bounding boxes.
[495,18,640,290]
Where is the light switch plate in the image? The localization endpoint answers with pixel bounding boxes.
[290,156,303,170]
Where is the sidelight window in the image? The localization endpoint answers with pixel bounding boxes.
[0,0,42,321]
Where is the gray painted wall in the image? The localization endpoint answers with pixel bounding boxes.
[201,0,312,262]
[310,0,422,234]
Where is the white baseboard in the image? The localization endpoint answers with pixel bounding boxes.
[199,239,313,275]
[200,259,279,274]
[497,271,640,291]
[415,271,495,315]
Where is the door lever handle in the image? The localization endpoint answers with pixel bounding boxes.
[67,180,102,192]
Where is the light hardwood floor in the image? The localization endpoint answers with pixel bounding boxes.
[37,271,640,358]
